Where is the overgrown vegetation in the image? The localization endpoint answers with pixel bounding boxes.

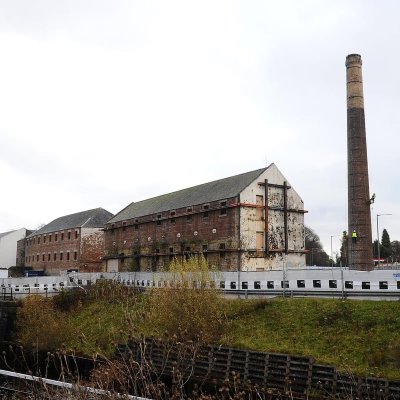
[13,260,400,383]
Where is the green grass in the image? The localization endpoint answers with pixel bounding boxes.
[222,298,400,380]
[20,289,400,380]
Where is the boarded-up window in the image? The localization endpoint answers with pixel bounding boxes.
[256,195,264,220]
[256,231,264,250]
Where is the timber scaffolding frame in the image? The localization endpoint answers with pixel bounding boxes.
[116,338,400,399]
[257,180,307,255]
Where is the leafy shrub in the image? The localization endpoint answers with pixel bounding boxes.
[145,255,226,343]
[15,296,72,351]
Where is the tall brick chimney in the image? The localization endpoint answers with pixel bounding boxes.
[346,54,373,270]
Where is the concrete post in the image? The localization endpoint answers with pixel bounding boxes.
[346,54,373,270]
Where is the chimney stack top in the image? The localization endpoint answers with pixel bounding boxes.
[346,54,362,67]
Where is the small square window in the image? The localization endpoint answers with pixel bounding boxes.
[203,204,209,210]
[220,281,225,289]
[267,281,274,289]
[397,281,400,290]
[230,282,237,289]
[187,207,192,213]
[254,281,261,289]
[313,280,321,288]
[170,218,176,225]
[203,211,209,218]
[345,281,353,289]
[170,211,176,217]
[202,244,208,252]
[379,281,388,290]
[220,208,227,216]
[362,281,370,290]
[281,280,289,289]
[297,280,305,288]
[329,280,337,288]
[242,281,248,289]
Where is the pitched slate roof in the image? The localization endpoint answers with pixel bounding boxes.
[28,208,114,237]
[108,166,271,224]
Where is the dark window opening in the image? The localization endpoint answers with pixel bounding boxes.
[329,280,337,288]
[362,281,370,290]
[313,280,321,288]
[267,281,274,289]
[49,235,52,242]
[187,215,192,222]
[220,209,227,216]
[61,233,64,240]
[134,224,138,230]
[203,204,209,210]
[379,281,388,289]
[170,211,176,216]
[254,281,261,289]
[55,234,58,241]
[53,253,57,261]
[171,218,176,225]
[242,281,248,289]
[75,231,79,239]
[345,281,353,289]
[38,237,40,244]
[60,253,63,261]
[281,280,289,289]
[156,220,161,226]
[74,251,77,260]
[202,244,208,252]
[297,280,305,288]
[203,211,209,218]
[187,207,192,213]
[68,231,71,240]
[230,282,236,289]
[122,222,126,231]
[48,254,51,261]
[397,281,400,290]
[67,252,70,261]
[220,281,225,289]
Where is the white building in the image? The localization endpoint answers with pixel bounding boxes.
[0,228,29,270]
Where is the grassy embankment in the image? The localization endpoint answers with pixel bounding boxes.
[15,283,400,381]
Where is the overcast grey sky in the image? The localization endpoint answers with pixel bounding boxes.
[0,0,399,256]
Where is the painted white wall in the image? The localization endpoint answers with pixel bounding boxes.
[239,163,305,270]
[0,228,27,269]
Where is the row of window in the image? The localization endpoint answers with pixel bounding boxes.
[114,202,229,232]
[26,251,78,263]
[129,279,400,290]
[27,230,80,246]
[220,280,398,290]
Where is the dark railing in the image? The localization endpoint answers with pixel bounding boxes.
[117,338,400,399]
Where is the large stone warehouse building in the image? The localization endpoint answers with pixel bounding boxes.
[104,164,306,272]
[25,208,113,274]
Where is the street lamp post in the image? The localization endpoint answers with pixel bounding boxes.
[377,213,392,267]
[330,235,338,268]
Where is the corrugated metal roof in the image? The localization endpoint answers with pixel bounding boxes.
[108,166,270,224]
[28,208,114,237]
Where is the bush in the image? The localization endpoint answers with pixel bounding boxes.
[145,256,226,343]
[15,296,72,351]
